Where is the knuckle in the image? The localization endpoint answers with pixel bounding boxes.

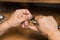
[23,9,28,11]
[39,15,45,18]
[15,9,21,13]
[39,16,46,19]
[17,9,28,11]
[43,16,46,18]
[35,16,39,20]
[48,16,53,18]
[15,9,29,12]
[16,9,20,11]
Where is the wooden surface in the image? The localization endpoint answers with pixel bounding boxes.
[0,0,60,3]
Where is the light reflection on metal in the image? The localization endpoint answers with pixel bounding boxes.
[0,14,4,20]
[28,17,38,26]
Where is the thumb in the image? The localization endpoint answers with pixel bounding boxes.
[21,21,38,32]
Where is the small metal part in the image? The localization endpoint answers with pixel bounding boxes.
[0,14,4,20]
[58,25,60,29]
[28,17,38,26]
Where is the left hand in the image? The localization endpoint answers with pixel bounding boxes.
[7,9,32,27]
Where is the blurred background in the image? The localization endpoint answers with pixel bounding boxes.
[0,0,60,40]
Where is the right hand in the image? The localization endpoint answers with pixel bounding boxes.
[35,16,59,35]
[22,16,59,36]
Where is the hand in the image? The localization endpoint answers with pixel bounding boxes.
[21,21,38,32]
[22,16,59,36]
[7,9,32,27]
[35,16,60,40]
[35,16,59,35]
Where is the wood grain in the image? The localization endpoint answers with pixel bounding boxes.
[0,0,60,3]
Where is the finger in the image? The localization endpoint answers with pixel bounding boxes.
[23,9,32,20]
[35,15,44,21]
[38,16,58,31]
[14,9,32,21]
[20,15,30,22]
[35,16,47,25]
[35,16,53,31]
[21,22,25,28]
[21,21,38,32]
[27,25,38,32]
[15,9,32,17]
[47,16,58,27]
[14,9,30,15]
[35,16,39,21]
[21,9,32,19]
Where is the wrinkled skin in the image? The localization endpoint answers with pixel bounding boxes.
[22,16,59,34]
[7,9,32,27]
[0,9,60,40]
[22,16,60,40]
[0,9,32,35]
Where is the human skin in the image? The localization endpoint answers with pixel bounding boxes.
[22,16,60,40]
[35,16,60,40]
[0,9,32,35]
[0,9,60,40]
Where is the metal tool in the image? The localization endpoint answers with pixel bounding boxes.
[0,14,4,21]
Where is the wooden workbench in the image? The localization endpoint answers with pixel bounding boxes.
[0,0,60,3]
